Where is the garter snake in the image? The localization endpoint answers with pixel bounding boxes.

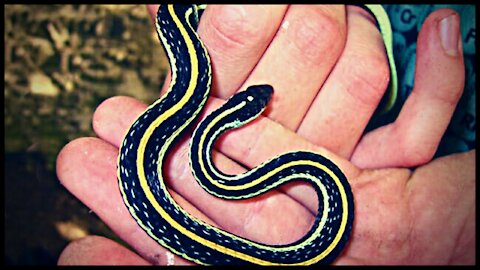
[117,4,396,265]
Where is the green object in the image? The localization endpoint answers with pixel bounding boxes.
[363,4,399,114]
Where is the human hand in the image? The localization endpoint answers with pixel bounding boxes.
[56,5,473,265]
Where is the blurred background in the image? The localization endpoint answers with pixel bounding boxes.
[4,4,475,266]
[4,5,168,265]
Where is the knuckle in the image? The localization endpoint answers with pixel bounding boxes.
[344,49,390,106]
[402,145,435,167]
[431,82,465,107]
[290,7,346,65]
[398,127,436,166]
[208,5,267,50]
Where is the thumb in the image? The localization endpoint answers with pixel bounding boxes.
[352,8,465,168]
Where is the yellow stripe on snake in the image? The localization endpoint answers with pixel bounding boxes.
[118,4,396,265]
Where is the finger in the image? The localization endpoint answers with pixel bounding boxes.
[58,235,151,265]
[351,9,465,168]
[93,96,360,214]
[150,5,347,131]
[240,5,347,129]
[198,5,287,99]
[166,133,317,245]
[148,5,287,98]
[56,137,212,265]
[93,97,316,244]
[92,96,144,147]
[139,5,356,177]
[146,4,159,21]
[297,6,390,158]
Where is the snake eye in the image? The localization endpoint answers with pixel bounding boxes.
[244,84,273,104]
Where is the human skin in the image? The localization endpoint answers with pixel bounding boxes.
[56,5,474,265]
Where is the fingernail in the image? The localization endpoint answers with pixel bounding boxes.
[438,13,460,57]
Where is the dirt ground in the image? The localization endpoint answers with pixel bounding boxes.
[4,5,168,265]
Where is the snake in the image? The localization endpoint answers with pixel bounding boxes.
[117,4,396,265]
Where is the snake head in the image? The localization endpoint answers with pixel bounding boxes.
[226,84,274,124]
[192,84,274,150]
[244,84,274,108]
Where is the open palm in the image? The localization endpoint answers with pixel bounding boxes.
[56,5,474,265]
